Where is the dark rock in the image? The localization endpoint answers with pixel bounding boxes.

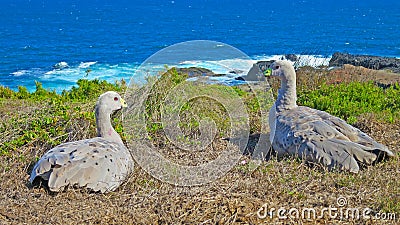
[236,64,265,82]
[176,67,217,77]
[235,76,245,81]
[229,69,244,74]
[235,61,274,82]
[284,54,298,62]
[329,52,400,73]
[255,60,274,72]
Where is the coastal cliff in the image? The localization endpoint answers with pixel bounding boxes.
[329,52,400,73]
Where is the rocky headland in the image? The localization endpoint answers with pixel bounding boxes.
[329,52,400,73]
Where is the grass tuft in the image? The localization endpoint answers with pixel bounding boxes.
[0,65,399,224]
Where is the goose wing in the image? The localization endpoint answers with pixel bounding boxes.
[271,106,393,172]
[30,137,133,193]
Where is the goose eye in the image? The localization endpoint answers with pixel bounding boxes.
[114,97,119,101]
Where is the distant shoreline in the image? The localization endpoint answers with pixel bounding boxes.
[1,52,400,94]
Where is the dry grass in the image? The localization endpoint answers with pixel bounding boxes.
[1,65,399,224]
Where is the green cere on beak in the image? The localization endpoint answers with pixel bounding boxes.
[264,68,272,77]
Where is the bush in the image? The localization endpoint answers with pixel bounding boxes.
[0,79,126,157]
[297,81,400,123]
[62,79,126,102]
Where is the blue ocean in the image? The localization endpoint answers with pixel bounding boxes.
[1,0,399,92]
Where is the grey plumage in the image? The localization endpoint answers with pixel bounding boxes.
[268,60,394,173]
[30,91,134,192]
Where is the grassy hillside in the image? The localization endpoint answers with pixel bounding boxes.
[0,65,399,224]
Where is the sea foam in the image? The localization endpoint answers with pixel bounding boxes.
[7,55,331,93]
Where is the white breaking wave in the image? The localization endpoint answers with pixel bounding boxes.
[7,54,333,93]
[293,55,331,67]
[177,54,330,77]
[11,68,43,77]
[43,62,137,81]
[53,61,69,69]
[178,58,254,75]
[11,70,28,76]
[78,61,97,68]
[253,54,331,67]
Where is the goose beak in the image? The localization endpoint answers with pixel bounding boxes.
[264,68,272,77]
[120,98,128,108]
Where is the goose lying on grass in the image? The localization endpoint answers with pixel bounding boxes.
[266,60,394,173]
[30,91,134,193]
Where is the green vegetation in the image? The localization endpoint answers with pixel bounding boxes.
[0,79,125,102]
[380,196,400,214]
[0,79,125,157]
[2,67,400,158]
[140,67,269,142]
[297,81,400,123]
[0,66,399,224]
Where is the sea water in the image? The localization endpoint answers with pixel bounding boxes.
[1,0,399,92]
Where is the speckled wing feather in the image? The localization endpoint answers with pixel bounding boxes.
[271,106,394,173]
[30,137,134,193]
